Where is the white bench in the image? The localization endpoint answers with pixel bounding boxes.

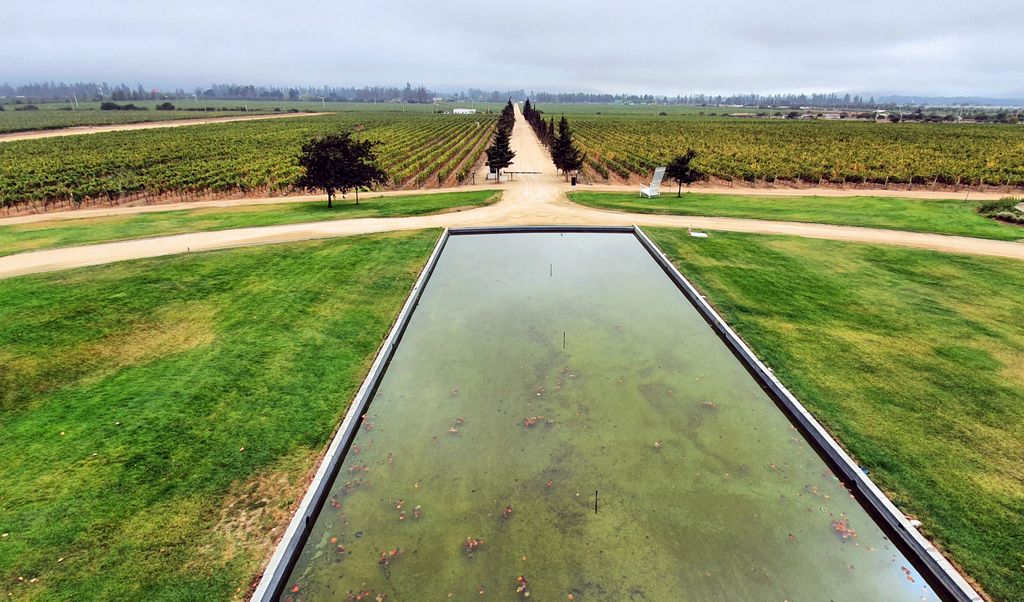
[640,167,666,198]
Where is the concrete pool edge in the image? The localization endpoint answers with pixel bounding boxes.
[253,225,982,602]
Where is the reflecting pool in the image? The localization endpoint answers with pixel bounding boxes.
[282,232,937,601]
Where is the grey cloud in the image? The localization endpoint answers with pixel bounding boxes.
[1,0,1021,96]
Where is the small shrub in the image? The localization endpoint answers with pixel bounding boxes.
[156,102,175,111]
[102,102,146,111]
[994,211,1024,224]
[15,104,39,111]
[977,197,1024,225]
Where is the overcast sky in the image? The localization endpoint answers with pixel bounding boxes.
[2,0,1022,96]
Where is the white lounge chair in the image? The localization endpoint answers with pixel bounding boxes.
[640,167,666,198]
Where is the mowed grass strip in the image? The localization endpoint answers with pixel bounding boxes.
[0,230,439,600]
[0,190,500,258]
[570,191,1024,241]
[646,228,1024,601]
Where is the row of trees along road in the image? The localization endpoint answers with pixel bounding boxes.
[484,100,516,181]
[522,99,585,180]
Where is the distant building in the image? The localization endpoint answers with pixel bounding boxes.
[453,108,477,115]
[874,111,890,122]
[822,112,842,120]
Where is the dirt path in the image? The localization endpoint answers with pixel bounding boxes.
[0,112,327,143]
[1,104,1022,280]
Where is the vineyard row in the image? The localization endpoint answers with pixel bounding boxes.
[0,112,498,209]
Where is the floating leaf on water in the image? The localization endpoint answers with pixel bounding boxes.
[831,518,858,540]
[463,537,484,556]
[515,575,531,598]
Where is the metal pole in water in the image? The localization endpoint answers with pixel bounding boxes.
[594,489,598,513]
[563,332,566,349]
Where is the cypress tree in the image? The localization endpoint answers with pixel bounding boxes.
[485,126,516,182]
[551,116,585,179]
[497,99,515,134]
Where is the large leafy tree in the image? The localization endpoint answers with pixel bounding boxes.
[551,116,585,179]
[295,133,388,207]
[665,149,703,196]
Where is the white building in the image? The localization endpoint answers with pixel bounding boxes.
[453,108,477,115]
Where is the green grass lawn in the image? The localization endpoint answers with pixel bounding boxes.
[0,190,499,257]
[647,228,1024,601]
[570,191,1024,241]
[0,230,440,600]
[3,222,1022,600]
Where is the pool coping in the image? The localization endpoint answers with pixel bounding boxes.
[252,225,981,602]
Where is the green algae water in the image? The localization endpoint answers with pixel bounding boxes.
[282,232,938,601]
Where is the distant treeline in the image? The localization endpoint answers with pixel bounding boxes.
[0,82,437,103]
[527,91,888,107]
[1,81,1021,109]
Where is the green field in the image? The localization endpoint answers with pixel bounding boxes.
[647,228,1024,601]
[0,109,264,134]
[0,190,500,257]
[569,191,1024,241]
[0,100,503,135]
[1,111,498,209]
[0,230,440,600]
[532,103,732,117]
